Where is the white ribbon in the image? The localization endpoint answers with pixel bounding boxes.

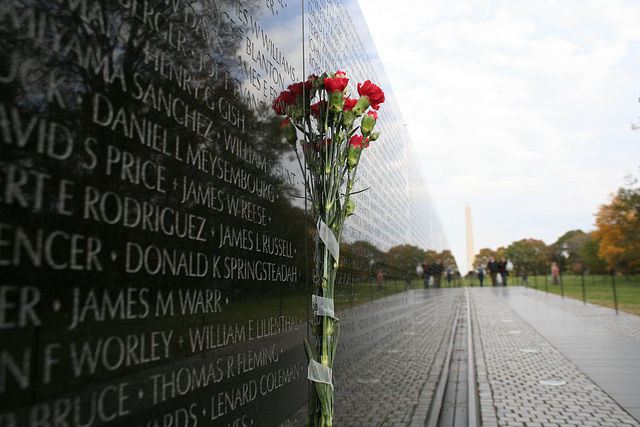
[308,360,334,390]
[317,220,340,262]
[312,295,336,318]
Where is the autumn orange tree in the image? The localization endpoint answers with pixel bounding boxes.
[592,175,640,273]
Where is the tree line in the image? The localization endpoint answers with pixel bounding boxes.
[475,173,640,276]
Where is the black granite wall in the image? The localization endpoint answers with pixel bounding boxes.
[0,1,449,425]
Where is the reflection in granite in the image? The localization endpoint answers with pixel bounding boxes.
[0,0,452,425]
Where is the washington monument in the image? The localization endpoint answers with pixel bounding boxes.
[466,203,475,273]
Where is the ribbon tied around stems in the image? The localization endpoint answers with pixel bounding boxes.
[312,295,336,318]
[307,359,334,390]
[317,219,340,262]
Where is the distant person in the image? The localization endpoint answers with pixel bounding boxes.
[422,260,431,289]
[476,265,485,287]
[487,257,499,286]
[520,266,531,287]
[551,262,560,286]
[500,258,509,286]
[446,266,454,287]
[431,259,444,288]
[376,268,385,289]
[405,269,413,290]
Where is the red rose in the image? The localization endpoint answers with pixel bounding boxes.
[272,91,296,115]
[366,110,379,120]
[357,80,385,110]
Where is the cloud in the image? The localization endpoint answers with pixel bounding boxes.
[358,0,640,270]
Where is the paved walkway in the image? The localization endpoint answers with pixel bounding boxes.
[286,287,640,426]
[470,286,640,426]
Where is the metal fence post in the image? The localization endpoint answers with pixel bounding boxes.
[544,272,548,294]
[610,269,619,314]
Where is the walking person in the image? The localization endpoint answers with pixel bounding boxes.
[376,268,385,289]
[476,265,485,287]
[422,260,431,289]
[404,270,413,290]
[487,257,499,286]
[446,266,454,287]
[551,262,560,286]
[431,259,444,288]
[520,266,531,287]
[499,258,509,287]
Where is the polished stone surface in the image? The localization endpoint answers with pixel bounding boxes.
[0,0,448,425]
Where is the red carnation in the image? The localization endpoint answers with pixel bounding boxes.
[357,80,385,110]
[348,135,369,168]
[349,135,368,149]
[315,138,331,152]
[310,100,327,118]
[288,80,313,98]
[343,98,357,111]
[324,74,349,94]
[272,91,296,115]
[302,141,316,153]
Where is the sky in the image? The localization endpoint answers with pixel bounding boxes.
[357,0,640,272]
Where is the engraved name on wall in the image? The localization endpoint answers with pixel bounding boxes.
[0,1,308,426]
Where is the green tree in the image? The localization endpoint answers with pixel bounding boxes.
[550,230,588,273]
[503,239,549,275]
[438,249,457,271]
[578,232,609,274]
[386,245,427,277]
[423,249,439,265]
[475,248,498,268]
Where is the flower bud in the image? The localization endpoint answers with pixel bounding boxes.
[347,135,365,169]
[347,145,361,169]
[328,90,344,113]
[351,96,370,116]
[342,110,356,127]
[280,119,297,144]
[369,131,381,141]
[360,111,377,136]
[345,198,355,216]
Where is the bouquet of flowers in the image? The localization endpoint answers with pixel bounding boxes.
[273,71,385,426]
